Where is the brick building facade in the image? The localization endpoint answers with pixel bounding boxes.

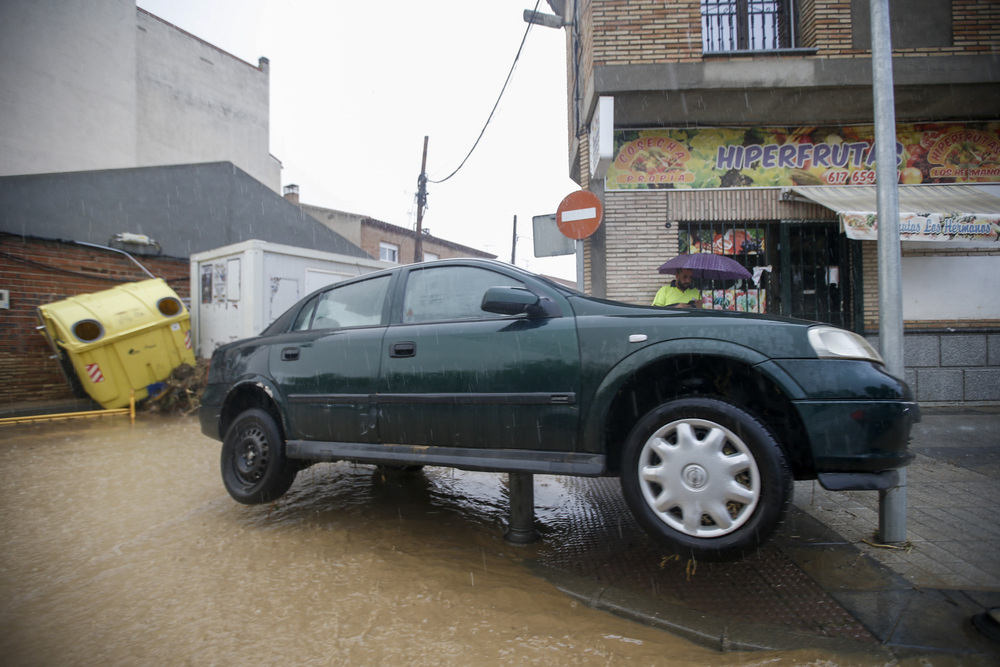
[549,0,1000,404]
[295,193,495,266]
[357,218,495,265]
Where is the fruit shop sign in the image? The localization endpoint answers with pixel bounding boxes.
[605,123,1000,190]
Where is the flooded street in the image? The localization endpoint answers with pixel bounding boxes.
[0,415,901,665]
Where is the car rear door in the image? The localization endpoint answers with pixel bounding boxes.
[269,274,392,443]
[378,264,580,451]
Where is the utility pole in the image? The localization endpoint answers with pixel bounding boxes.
[511,215,517,264]
[415,136,429,263]
[870,0,907,544]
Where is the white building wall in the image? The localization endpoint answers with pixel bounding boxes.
[135,11,279,190]
[0,0,137,176]
[0,1,279,191]
[190,240,392,357]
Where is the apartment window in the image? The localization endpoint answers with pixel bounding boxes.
[701,0,797,53]
[379,242,399,263]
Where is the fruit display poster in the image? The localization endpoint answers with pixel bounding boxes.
[699,289,766,313]
[605,123,1000,190]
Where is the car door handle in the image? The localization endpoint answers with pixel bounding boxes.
[281,347,300,361]
[390,341,416,358]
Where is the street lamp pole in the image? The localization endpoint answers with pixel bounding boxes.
[870,0,907,544]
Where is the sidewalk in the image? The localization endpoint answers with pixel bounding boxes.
[526,409,1000,662]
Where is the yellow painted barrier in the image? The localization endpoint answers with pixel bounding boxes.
[0,391,136,426]
[0,408,132,426]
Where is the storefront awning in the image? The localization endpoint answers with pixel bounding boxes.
[785,184,1000,244]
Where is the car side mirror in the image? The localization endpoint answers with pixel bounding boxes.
[481,286,539,316]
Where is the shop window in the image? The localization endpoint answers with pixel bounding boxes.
[679,220,855,329]
[701,0,798,53]
[679,222,771,313]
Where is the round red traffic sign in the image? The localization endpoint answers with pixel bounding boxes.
[556,190,603,240]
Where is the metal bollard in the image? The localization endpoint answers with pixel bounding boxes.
[504,472,540,544]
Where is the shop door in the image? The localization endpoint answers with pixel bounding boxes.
[778,221,854,329]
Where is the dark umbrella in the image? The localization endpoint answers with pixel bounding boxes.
[657,253,752,281]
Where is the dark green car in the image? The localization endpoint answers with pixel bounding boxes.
[200,258,916,560]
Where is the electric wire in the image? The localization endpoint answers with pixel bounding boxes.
[427,0,541,185]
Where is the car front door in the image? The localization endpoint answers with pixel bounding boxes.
[378,264,580,451]
[269,274,392,443]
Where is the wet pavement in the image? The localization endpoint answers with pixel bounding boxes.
[3,414,732,665]
[524,409,1000,663]
[1,402,998,664]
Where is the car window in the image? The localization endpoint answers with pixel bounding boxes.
[290,295,319,331]
[294,275,390,331]
[402,266,524,324]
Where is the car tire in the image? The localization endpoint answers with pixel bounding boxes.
[221,408,298,504]
[620,397,791,561]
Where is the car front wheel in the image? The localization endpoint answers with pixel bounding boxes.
[221,408,297,504]
[620,397,791,561]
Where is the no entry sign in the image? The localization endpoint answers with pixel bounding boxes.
[556,190,603,240]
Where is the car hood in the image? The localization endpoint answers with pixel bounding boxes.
[566,294,826,360]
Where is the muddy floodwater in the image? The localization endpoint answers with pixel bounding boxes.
[0,414,924,665]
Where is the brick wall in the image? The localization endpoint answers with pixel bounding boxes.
[588,0,1000,65]
[799,0,819,49]
[591,0,703,65]
[360,225,416,264]
[953,0,1000,52]
[0,235,189,404]
[814,0,854,55]
[605,191,671,304]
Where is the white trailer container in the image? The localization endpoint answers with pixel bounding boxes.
[190,239,390,357]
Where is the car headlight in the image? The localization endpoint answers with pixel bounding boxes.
[807,325,883,363]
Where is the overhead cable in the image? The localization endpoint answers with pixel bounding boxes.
[427,0,541,184]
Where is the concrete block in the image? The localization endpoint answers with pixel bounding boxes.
[965,369,1000,402]
[915,369,964,402]
[903,335,940,368]
[939,334,987,367]
[988,334,1000,367]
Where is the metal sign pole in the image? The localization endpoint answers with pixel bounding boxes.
[870,0,907,544]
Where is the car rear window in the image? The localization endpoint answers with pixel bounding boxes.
[293,275,390,331]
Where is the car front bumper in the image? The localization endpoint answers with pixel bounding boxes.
[794,398,920,474]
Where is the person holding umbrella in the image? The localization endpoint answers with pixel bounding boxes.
[652,268,701,307]
[653,253,754,308]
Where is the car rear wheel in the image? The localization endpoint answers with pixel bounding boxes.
[221,408,297,504]
[620,397,791,561]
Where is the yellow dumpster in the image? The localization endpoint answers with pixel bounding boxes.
[37,279,196,409]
